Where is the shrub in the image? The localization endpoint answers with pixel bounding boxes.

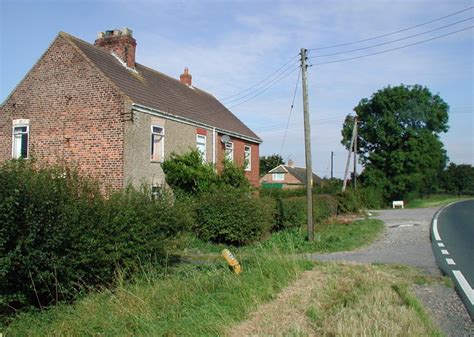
[274,194,338,231]
[313,194,338,221]
[275,197,307,230]
[194,187,275,245]
[0,161,185,315]
[335,189,362,213]
[358,186,385,209]
[161,150,217,194]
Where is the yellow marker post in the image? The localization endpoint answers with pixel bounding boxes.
[222,249,242,274]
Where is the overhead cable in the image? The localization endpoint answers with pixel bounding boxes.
[308,6,473,51]
[311,26,473,66]
[309,17,473,59]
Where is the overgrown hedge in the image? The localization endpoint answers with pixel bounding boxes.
[194,187,275,245]
[274,195,338,230]
[0,161,185,314]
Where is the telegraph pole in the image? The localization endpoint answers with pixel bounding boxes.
[353,119,358,190]
[331,151,334,179]
[342,116,357,192]
[300,48,314,241]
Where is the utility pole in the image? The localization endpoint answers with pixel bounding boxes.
[353,118,358,190]
[330,151,334,179]
[342,116,357,192]
[300,48,314,241]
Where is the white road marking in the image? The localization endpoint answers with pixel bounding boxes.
[433,218,441,241]
[399,224,414,228]
[453,270,474,305]
[441,249,449,255]
[437,242,445,247]
[446,258,456,265]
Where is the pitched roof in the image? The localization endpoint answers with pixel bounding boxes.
[269,165,322,185]
[285,166,322,186]
[61,32,261,143]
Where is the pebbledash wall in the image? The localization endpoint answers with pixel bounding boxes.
[0,34,126,190]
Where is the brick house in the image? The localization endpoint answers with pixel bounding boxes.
[0,28,262,189]
[260,160,322,189]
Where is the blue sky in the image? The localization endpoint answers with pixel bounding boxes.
[1,0,473,178]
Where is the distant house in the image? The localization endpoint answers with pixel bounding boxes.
[0,28,262,189]
[260,160,322,189]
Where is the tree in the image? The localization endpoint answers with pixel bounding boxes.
[342,84,449,201]
[442,163,474,196]
[259,154,284,176]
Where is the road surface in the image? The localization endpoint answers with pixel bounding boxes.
[431,199,474,319]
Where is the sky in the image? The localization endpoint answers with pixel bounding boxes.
[1,0,473,178]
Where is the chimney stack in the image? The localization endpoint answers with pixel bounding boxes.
[95,28,136,69]
[287,159,295,168]
[180,67,192,86]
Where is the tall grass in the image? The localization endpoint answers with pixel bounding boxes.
[5,248,313,336]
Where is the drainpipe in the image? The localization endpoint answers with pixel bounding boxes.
[212,127,216,171]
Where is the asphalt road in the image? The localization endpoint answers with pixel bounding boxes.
[431,199,474,318]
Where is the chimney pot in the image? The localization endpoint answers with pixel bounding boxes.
[95,28,137,69]
[180,67,192,86]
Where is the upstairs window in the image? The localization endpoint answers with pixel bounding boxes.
[151,125,164,162]
[196,134,207,162]
[244,145,251,171]
[12,122,29,159]
[272,173,284,181]
[225,141,234,162]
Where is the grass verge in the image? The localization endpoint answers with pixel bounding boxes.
[406,194,471,209]
[176,218,384,257]
[230,262,444,337]
[4,248,313,336]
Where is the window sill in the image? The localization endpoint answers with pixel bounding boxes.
[150,160,163,164]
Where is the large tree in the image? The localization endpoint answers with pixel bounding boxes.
[442,163,474,196]
[342,84,449,200]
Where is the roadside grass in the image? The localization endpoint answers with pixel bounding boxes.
[406,194,472,209]
[229,262,444,337]
[5,248,313,336]
[175,218,384,257]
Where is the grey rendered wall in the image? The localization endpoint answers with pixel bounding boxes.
[123,110,215,187]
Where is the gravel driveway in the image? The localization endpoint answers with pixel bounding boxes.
[307,207,474,336]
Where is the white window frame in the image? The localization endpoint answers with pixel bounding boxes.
[196,134,207,162]
[244,145,251,171]
[151,125,165,162]
[12,120,30,159]
[225,141,234,162]
[272,173,285,181]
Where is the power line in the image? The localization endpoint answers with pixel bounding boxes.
[280,67,301,155]
[218,55,299,102]
[228,66,300,109]
[222,60,299,105]
[311,26,473,66]
[308,6,473,51]
[309,17,473,59]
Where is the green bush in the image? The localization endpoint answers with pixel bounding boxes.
[275,197,307,230]
[335,189,362,213]
[273,195,338,231]
[0,161,185,315]
[313,194,338,221]
[358,186,385,209]
[194,187,275,245]
[161,150,217,194]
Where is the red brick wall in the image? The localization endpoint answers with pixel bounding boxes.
[0,34,126,190]
[215,134,260,187]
